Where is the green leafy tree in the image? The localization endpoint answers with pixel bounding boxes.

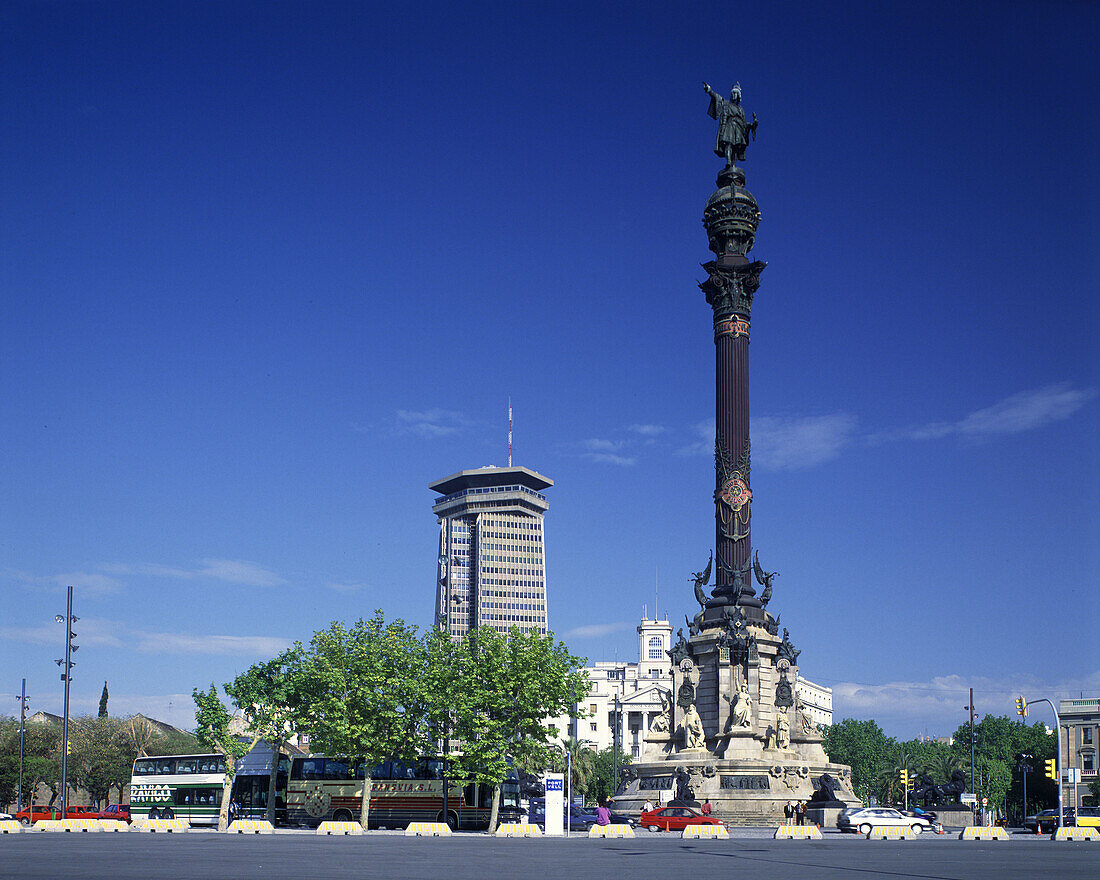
[67,716,133,806]
[428,626,590,829]
[283,613,433,830]
[193,685,262,831]
[821,718,893,803]
[588,746,631,805]
[225,651,299,824]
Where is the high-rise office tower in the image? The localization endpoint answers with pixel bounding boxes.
[431,466,552,638]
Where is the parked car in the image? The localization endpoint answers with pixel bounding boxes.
[1075,807,1100,828]
[526,799,635,830]
[95,804,131,823]
[639,806,725,832]
[13,806,62,825]
[63,806,98,819]
[837,807,936,834]
[1024,808,1074,833]
[0,812,13,822]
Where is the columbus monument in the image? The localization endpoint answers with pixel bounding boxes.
[612,83,858,825]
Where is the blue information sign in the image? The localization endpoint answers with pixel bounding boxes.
[545,778,563,791]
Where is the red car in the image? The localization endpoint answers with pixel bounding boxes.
[95,804,131,823]
[640,806,725,832]
[64,806,98,819]
[14,806,62,825]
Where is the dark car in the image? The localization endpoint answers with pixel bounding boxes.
[1025,808,1075,833]
[526,798,635,830]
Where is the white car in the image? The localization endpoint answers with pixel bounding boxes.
[0,812,13,822]
[837,807,936,834]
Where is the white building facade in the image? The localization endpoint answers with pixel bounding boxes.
[560,617,833,756]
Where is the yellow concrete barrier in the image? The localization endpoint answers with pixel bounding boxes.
[97,819,130,832]
[774,825,823,839]
[227,819,274,834]
[57,818,102,832]
[867,826,915,840]
[0,820,24,834]
[495,822,542,837]
[959,827,1008,840]
[405,822,452,836]
[681,824,729,839]
[1052,827,1099,842]
[316,821,363,836]
[133,818,188,833]
[588,824,634,838]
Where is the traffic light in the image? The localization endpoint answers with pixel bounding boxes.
[65,739,71,756]
[1044,759,1057,781]
[1015,696,1027,717]
[898,769,909,787]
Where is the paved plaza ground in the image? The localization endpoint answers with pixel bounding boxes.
[1,828,1097,880]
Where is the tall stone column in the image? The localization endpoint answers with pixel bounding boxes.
[700,166,767,622]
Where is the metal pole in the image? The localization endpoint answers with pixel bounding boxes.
[18,678,28,810]
[1021,756,1028,828]
[1027,698,1063,832]
[565,749,571,836]
[969,688,975,808]
[61,585,73,814]
[612,695,619,804]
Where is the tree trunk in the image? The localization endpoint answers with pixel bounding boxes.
[218,756,236,832]
[359,776,373,831]
[265,739,282,826]
[488,784,501,833]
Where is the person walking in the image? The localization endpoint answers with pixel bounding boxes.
[643,798,653,813]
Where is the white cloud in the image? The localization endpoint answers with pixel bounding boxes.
[629,424,667,436]
[196,559,285,586]
[576,438,637,465]
[132,631,291,656]
[326,581,367,593]
[0,617,288,658]
[563,622,635,639]
[829,670,1100,737]
[872,383,1095,444]
[752,414,858,470]
[583,452,637,466]
[10,569,125,595]
[396,408,470,438]
[102,559,285,587]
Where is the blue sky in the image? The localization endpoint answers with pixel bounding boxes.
[1,1,1096,739]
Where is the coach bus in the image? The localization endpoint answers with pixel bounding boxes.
[286,755,522,830]
[129,745,288,826]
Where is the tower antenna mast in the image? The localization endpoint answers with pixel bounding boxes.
[508,398,513,467]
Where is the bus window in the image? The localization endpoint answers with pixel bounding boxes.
[352,760,368,779]
[371,762,391,779]
[323,759,348,780]
[424,759,445,780]
[176,759,197,775]
[157,760,175,774]
[478,784,495,810]
[134,760,156,775]
[295,759,323,780]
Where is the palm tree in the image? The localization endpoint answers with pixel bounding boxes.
[930,751,961,784]
[876,751,916,805]
[561,736,597,801]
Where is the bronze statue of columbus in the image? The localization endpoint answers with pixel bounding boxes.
[703,81,758,168]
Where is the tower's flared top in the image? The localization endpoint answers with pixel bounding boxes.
[703,181,761,259]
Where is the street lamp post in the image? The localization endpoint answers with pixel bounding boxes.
[964,688,976,815]
[1018,753,1033,826]
[612,694,620,803]
[55,586,78,814]
[1025,698,1064,830]
[15,679,30,810]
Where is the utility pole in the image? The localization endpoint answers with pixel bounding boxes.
[964,688,976,812]
[1025,697,1064,831]
[55,586,78,814]
[15,679,30,810]
[612,694,619,803]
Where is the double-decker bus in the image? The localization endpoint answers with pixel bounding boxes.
[286,755,522,830]
[129,745,288,826]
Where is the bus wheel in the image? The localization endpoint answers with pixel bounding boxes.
[332,810,353,823]
[438,811,459,831]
